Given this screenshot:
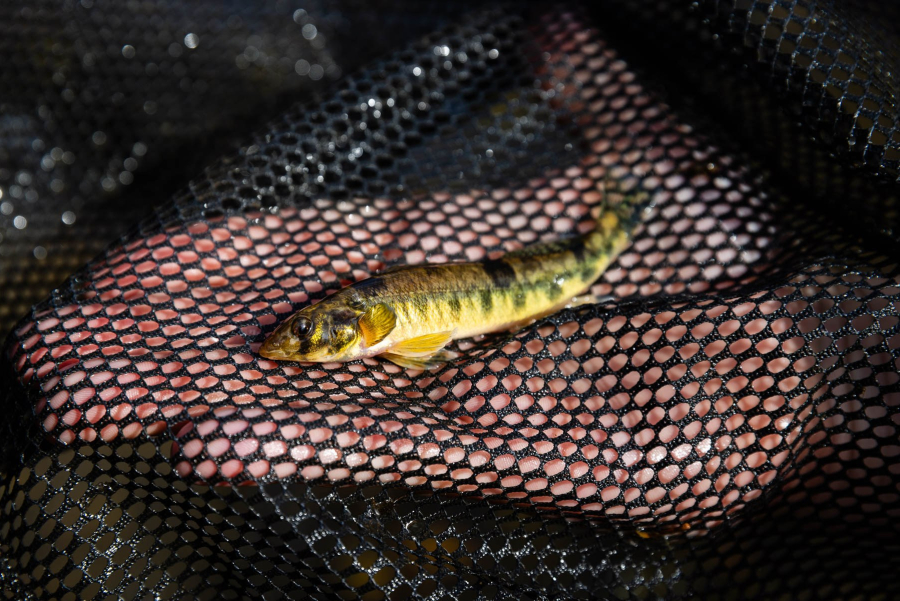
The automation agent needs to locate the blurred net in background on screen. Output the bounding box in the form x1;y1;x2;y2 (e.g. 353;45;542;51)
2;1;900;600
0;0;465;336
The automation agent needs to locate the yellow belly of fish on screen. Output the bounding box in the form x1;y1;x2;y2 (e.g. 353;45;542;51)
382;275;592;348
354;222;628;367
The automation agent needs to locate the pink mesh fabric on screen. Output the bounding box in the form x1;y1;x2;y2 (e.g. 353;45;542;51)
3;3;900;600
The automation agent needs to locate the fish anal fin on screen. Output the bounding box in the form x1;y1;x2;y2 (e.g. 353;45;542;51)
358;303;396;347
389;331;453;358
382;350;453;370
566;294;614;309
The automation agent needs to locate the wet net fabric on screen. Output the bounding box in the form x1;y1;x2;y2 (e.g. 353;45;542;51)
2;2;900;600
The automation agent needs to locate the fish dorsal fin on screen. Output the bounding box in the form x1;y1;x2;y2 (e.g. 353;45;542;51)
377;264;408;275
389;331;453;358
358;303;396;347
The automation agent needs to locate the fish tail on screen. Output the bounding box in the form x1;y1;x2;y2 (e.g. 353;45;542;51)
586;179;651;256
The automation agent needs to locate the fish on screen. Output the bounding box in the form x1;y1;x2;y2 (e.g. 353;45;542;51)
259;190;647;370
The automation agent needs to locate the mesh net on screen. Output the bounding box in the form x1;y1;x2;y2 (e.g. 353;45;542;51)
2;1;900;599
0;0;462;336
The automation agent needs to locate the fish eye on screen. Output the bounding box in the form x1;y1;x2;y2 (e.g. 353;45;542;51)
292;316;313;338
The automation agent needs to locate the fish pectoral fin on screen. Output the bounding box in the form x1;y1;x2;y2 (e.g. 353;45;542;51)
388;331;454;357
381;350;453;370
358;303;397;347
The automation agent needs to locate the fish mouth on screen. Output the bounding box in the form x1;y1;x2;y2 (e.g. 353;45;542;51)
258;331;298;361
259;336;336;363
258;342;290;361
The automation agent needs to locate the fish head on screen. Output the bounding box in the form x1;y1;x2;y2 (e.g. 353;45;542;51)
259;297;363;362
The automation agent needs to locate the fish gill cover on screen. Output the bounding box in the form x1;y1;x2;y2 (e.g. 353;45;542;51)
1;1;900;600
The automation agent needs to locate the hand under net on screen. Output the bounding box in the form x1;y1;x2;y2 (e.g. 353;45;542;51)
2;3;900;600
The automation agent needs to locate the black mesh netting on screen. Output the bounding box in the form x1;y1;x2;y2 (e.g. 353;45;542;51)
2;1;900;600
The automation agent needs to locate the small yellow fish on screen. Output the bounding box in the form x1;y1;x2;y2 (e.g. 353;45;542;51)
259;192;645;369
